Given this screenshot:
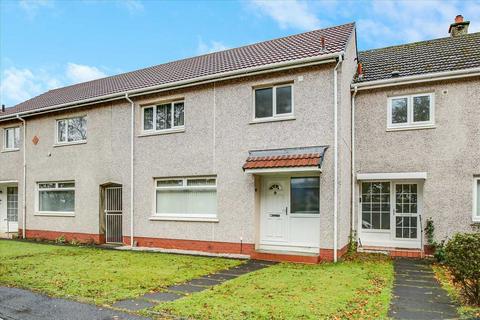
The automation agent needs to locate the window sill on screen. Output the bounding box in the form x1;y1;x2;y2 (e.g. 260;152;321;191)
249;116;295;125
149;215;219;222
1;148;20;153
139;127;185;137
34;212;75;217
386;124;436;132
53;141;87;148
361;229;391;233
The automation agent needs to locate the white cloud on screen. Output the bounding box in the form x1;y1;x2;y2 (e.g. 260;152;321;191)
0;63;108;107
66;63;107;83
250;0;320;30
119;0;144;13
358;0;480;48
197;39;230;54
19;0;54;18
0;67;61;106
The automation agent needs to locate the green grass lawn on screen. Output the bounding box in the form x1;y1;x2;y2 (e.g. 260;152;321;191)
433;264;480;320
0;240;241;305
153;254;394;320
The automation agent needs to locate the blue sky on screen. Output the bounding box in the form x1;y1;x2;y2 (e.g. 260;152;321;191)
1;0;479;107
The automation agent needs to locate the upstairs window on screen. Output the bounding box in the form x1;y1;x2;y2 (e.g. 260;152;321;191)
387;93;434;129
3;127;20;151
254;84;293;120
142;101;185;133
57;116;87;144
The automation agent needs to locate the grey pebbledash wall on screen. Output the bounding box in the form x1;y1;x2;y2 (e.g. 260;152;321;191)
354;77;480;241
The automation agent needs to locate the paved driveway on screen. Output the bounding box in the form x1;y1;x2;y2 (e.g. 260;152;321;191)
0;287;150;320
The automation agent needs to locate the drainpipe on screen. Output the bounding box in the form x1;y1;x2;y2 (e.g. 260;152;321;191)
351;86;358;235
16;115;26;239
125;93;135;247
333;55;343;263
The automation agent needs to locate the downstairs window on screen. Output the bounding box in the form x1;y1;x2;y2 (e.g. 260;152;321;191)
155;177;217;219
38;182;75;214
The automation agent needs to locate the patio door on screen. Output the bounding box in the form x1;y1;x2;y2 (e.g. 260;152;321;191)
6;187;18;232
359;181;421;248
105;187;123;244
393;183;420;240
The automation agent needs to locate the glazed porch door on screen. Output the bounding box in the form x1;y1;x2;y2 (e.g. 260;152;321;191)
393;183;420;241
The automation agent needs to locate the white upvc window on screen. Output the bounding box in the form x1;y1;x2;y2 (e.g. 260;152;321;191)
474;177;480;222
3;127;20;151
142;101;185;134
154;177;217;220
37;181;75;215
387;93;435;129
253;83;294;120
56;116;87;144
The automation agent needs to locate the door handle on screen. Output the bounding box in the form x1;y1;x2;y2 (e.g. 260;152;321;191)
285;206;288;215
269;214;280;217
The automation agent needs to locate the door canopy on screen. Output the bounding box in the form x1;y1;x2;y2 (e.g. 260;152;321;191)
243;146;327;174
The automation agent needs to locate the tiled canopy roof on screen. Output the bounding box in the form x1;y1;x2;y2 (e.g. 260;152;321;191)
1;23;354;118
355;32;480;83
243;146;327;170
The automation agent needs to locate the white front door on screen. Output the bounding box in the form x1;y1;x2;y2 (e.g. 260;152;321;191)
260;177;289;243
259;176;321;253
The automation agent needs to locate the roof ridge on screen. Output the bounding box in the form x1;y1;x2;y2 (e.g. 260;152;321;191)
41;22;355;96
359;31;480;55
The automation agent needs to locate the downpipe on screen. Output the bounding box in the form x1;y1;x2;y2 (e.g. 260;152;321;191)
351;86;358;238
16;115;27;239
333;55;343;262
125;93;135;247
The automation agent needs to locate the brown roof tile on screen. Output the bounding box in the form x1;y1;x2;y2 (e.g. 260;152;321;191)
355;32;480;83
1;23;354;118
243;146;327;170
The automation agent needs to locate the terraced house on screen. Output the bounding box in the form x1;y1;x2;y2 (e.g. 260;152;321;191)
0;16;479;263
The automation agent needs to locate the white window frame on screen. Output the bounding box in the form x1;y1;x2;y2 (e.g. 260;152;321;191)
387;93;435;130
252;83;294;122
55;116;87;145
141;100;185;135
36;181;75;216
474;177;480;222
152;176;217;221
3;126;20;151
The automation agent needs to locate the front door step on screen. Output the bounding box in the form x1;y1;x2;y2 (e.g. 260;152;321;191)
358;246;423;258
251;249;320;264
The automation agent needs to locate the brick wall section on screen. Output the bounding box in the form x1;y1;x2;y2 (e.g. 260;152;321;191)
123;236;255;255
319;244;349;261
20;229;105;244
19;229;351;263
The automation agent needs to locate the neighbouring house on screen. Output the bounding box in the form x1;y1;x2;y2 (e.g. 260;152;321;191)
0;16;478;263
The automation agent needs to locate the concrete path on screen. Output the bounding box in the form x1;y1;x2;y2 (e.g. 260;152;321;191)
388;259;458;320
0;286;150;320
112;259;276;312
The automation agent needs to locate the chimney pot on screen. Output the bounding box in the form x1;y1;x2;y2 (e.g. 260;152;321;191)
320;36;326;50
1;104;4;113
455;15;464;23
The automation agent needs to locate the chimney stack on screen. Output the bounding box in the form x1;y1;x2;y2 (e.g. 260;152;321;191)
449;15;470;37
